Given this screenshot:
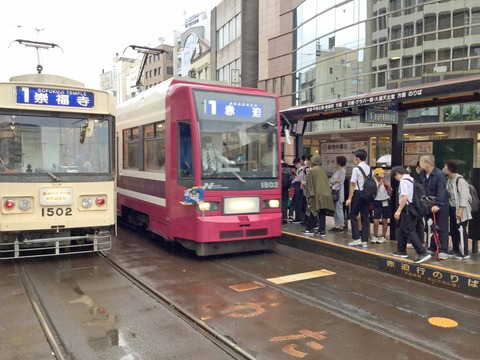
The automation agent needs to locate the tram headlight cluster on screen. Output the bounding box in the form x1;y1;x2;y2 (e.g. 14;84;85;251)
3;198;33;211
80;195;107;209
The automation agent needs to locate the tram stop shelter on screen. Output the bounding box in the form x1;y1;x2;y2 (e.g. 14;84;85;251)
280;74;480;242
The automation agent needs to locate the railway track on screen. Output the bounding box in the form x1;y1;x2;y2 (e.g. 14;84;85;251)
98;252;257;360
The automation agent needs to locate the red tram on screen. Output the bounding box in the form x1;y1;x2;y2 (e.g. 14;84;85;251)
116;78;282;255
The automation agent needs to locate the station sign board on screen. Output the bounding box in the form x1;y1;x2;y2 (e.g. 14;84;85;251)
365;102;398;124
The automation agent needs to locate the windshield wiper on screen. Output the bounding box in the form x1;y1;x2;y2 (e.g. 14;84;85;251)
41;167;62;182
218;158;245;183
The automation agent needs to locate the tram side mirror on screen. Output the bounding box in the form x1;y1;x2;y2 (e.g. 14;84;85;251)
85;119;95;138
79;119;96;144
80;124;86;144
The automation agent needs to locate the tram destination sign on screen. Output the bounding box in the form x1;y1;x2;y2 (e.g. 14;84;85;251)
204;99;264;119
365;102;398;124
15;86;94;108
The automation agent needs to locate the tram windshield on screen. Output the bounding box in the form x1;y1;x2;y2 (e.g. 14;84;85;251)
194;90;279;180
0;113;112;174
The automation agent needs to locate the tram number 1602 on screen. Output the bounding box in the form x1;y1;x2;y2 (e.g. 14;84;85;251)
41;207;73;217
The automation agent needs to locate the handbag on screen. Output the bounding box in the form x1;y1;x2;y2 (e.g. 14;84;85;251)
332;188;340;202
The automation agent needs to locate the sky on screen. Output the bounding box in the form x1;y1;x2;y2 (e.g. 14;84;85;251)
0;0;220;88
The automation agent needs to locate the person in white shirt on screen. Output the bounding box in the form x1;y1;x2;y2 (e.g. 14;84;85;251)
202;136;235;173
391;166;431;264
346;149;371;247
371;167;392;243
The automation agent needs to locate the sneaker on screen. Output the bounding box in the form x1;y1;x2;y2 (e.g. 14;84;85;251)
288;216;294;222
376;236;387;244
438;252;449;260
454;254;470;260
348;239;362;246
329;227;341;232
427;249;436;255
371;236;379;243
406;243;414;249
414;253;431;264
319;232;326;238
291;220;302;224
447;251;459;258
301;229;315;236
392;251;408;258
361;242;368;248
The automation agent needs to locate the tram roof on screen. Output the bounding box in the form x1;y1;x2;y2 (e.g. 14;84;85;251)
280;74;480;124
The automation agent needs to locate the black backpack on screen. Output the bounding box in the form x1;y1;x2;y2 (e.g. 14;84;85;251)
404;178;432;217
356;166;376;202
282;167;293;191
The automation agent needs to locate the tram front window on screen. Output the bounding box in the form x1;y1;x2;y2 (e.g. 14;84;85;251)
199;122;278;179
0;113;112;174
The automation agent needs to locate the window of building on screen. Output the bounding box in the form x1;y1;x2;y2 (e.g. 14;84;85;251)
424;14;436;41
423;50;436;73
378;8;387;30
403;23;414;48
378;65;387;87
471;44;480;70
390;26;401;50
403;56;414;78
390;0;401;17
281;76;286;95
453;10;469;38
416;19;423;46
404;0;415;15
379;37;388;58
438;47;451;71
415;53;423;76
389;58;400;79
438;12;451;40
473;8;480;35
452;46;468;71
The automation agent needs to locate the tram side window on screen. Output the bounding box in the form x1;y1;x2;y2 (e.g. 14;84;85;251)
144;122;166;172
123;127;139;170
178;122;193;178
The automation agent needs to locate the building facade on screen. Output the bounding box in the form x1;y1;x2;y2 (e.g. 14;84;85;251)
257;0;480;166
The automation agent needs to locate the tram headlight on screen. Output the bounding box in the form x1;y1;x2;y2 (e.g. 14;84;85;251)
4;199;15;209
81;197;93;208
224;197;260;215
18;198;32;210
197;202;220;212
264;199;280;209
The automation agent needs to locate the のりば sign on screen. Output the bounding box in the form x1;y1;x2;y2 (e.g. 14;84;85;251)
15;86;95;108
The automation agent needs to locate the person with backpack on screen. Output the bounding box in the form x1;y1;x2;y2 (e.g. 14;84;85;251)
443;159;472;260
281;152;293;224
391;166;431;263
371;167;392;244
419;154;450;260
346;149;372;248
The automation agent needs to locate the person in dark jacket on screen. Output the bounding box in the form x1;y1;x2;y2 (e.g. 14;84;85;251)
419;154;449;260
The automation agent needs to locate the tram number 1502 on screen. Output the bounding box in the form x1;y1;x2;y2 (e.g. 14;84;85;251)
41;207;73;217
